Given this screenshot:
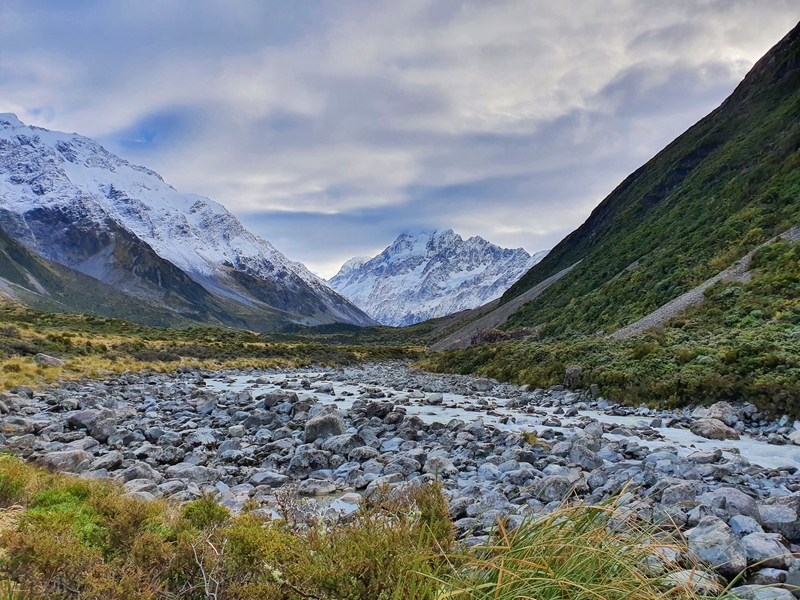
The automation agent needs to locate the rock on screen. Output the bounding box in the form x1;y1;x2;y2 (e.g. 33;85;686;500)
297;479;337;496
165;463;216;483
90;451;123;471
740;533;793;569
305;409;346;442
685;516;747;578
729;515;764;538
89;418;117;443
705;401;739;427
348;446;380;462
661;482;697;506
788;429;800;446
477;462;501;480
661;570;721;595
699;487;759;520
384;455;421;476
119;461;163;483
564;365;582;389
533;476;574;503
687;449;723;464
37;450;91;473
730;586;794;600
321;433;363;456
423;456;459;478
1;416;33;436
758;496;800;541
425;393;443;405
34;353;66;367
156;446;186;465
569;444;603;471
249;470;290;487
690;418;740;440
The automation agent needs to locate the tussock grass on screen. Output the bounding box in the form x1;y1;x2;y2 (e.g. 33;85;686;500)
438;501;727;600
0;457;763;599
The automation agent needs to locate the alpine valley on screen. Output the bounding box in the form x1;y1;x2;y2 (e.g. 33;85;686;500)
0;114;375;330
329;230;546;326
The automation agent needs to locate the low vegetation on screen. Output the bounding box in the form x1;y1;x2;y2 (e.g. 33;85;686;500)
0;303;423;391
0;455;740;599
420;240;800;416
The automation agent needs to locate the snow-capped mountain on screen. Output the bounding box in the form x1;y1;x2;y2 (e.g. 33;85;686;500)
329;230;547;326
0;113;375;329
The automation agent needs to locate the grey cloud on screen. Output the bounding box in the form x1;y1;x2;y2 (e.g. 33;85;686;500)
1;1;799;278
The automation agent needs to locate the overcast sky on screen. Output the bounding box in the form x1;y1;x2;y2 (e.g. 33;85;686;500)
1;1;799;278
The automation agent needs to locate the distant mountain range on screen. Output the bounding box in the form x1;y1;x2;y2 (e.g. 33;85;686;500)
0;114;375;330
329;230;546;326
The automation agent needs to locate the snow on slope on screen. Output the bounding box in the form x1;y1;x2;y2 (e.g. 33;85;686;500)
329;230;548;326
0;113;373;325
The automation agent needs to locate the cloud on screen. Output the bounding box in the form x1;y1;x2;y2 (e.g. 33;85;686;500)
1;0;799;277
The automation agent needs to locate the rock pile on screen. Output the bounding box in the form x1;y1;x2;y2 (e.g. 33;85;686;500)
2;362;800;595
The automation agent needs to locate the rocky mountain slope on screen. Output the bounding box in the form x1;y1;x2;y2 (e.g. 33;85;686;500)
459;20;800;341
329;230;546;326
0;114;375;330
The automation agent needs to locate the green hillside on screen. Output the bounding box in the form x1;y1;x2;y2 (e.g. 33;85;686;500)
501;21;800;338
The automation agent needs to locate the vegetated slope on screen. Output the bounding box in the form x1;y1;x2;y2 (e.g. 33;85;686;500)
0;226;198;327
0;114;375;330
498;21;800;339
421;237;800;415
329;230;546;326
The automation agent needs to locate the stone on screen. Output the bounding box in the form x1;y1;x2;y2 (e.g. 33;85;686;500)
690;418;740;440
321;433;363;456
423;456;459;478
37;449;92;473
384;455;421;476
89;418;117;443
165;462;217;483
1;416;33;436
34;353;66;367
758;496;800;541
119;461;163;483
348;446;380;462
425;393;444;405
304;409;346;442
249;470;290;487
740;533;793;569
661;482;697;506
687;449;723;464
89;451;123;471
569;444;603;471
685;516;747;578
297;478;337;496
729;515;764;538
699;487;759;520
564;365;582;389
477;462;501;480
533;476;574;503
661;570;720;595
730;586;794;600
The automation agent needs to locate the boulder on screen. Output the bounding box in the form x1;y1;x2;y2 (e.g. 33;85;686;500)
304;409;346;442
685;516;747;578
740;532;793;569
297;478;337;496
37;450;92;473
423;456;459;478
690;418;739;440
569;444;603;471
1;416;33;436
699;487;759;520
758;496;800;541
730;586;794;600
564;365;582;389
321;433;363;456
34;353;66;367
165;463;216;483
533;476;574;503
119;461;163;483
249;470;290;487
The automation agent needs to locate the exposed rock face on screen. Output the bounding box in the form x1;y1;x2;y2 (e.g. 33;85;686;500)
0;113;374;329
329;230;547;326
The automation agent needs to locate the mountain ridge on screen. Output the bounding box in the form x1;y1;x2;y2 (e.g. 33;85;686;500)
0;114;376;330
330;229;546;326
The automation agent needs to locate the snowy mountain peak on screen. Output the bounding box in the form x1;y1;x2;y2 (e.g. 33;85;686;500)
0;115;374;328
0;114;25;129
330;230;548;326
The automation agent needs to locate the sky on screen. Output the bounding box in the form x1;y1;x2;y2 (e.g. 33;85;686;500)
1;1;799;278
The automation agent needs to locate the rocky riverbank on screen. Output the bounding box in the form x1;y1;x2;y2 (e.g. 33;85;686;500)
2;361;800;597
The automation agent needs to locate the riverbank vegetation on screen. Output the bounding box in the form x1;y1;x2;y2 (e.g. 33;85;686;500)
0;455;735;599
